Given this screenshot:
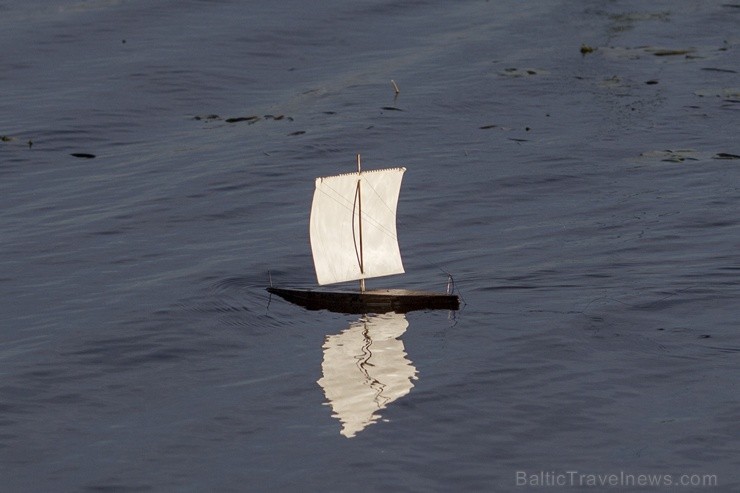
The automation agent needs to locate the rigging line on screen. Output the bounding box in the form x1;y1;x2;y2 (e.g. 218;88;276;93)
317;185;399;241
316;174;400;238
315;174;464;290
360;190;458;279
316;185;355;211
362;177;400;219
371;182;459;283
317;180;459;283
359;178;405;240
318;183;459;279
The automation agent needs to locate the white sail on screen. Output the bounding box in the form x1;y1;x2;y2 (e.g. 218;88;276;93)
310;167;405;286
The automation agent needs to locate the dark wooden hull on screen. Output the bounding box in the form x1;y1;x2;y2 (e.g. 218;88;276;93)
267;286;460;314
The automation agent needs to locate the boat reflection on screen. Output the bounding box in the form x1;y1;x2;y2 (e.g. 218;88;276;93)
317;312;417;438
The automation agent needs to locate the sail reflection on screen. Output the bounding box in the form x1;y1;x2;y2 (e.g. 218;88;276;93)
317;312;417;438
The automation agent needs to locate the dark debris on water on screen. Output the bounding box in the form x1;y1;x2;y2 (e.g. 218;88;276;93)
713;152;740;160
640;149;740;162
193;114;294;123
225;116;260;124
1;135;32;148
650;48;695;57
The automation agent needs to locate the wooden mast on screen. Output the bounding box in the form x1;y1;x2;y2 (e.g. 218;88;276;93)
356;154;365;292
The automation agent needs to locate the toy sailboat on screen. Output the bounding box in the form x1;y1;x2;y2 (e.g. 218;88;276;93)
267;154;459;314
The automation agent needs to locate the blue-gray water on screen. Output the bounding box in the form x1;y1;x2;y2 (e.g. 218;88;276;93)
1;1;738;491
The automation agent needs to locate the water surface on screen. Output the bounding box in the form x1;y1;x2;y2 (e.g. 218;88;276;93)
1;1;738;491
